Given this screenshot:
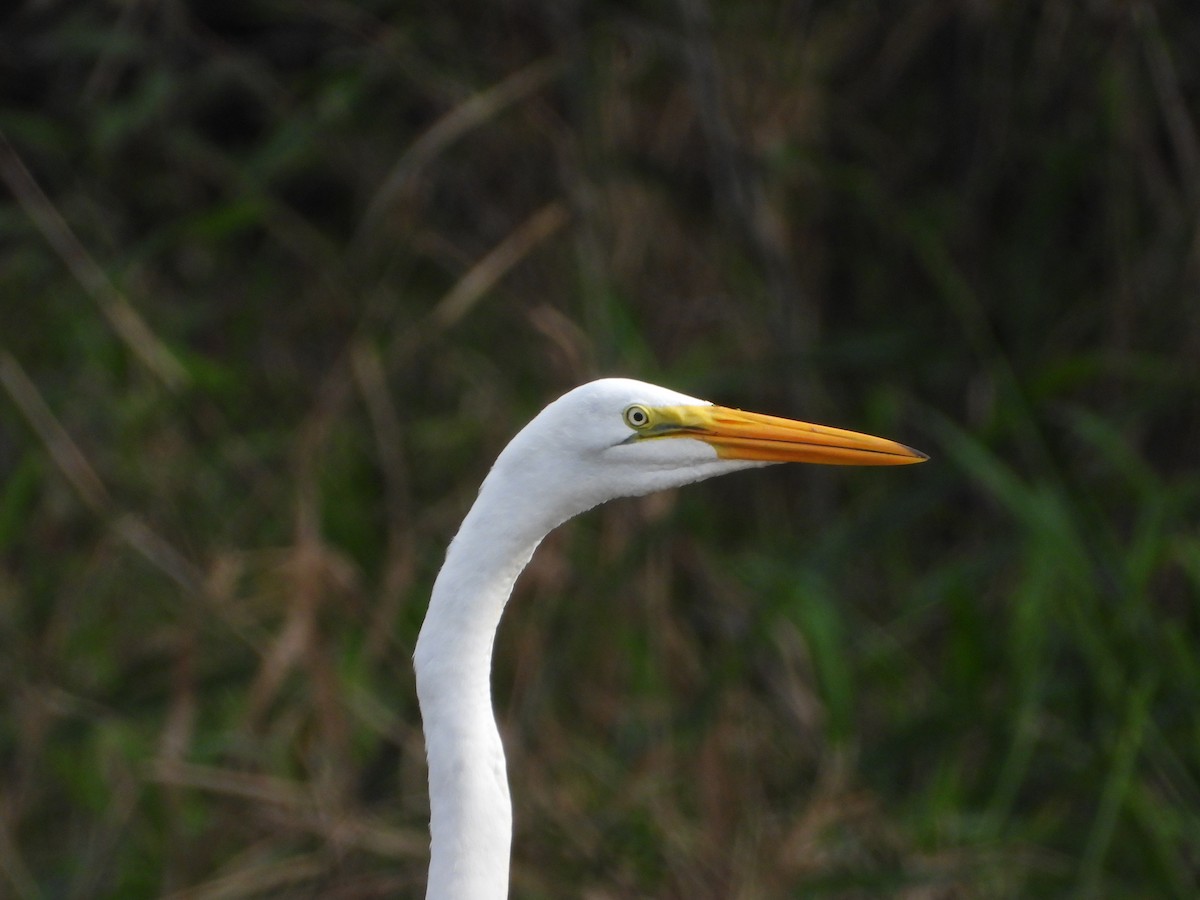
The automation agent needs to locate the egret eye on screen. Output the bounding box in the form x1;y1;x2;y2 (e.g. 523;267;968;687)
623;404;651;429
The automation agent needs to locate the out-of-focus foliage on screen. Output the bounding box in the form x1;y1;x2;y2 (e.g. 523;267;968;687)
1;0;1198;896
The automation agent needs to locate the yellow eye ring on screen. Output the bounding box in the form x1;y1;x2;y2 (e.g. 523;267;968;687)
623;404;651;429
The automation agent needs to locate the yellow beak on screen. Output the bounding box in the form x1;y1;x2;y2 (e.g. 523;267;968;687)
650;405;928;466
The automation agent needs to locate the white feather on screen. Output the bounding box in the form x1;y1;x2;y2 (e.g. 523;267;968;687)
414;379;767;899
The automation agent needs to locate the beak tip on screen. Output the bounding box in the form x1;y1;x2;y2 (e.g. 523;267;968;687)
906;444;930;462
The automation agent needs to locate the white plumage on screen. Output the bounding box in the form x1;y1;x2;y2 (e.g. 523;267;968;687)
415;378;925;899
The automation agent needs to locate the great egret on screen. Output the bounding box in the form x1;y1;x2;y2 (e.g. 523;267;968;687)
414;378;926;899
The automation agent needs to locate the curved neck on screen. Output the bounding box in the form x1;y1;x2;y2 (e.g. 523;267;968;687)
414;465;560;900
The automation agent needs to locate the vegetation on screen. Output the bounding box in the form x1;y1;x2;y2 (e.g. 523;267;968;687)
2;1;1198;896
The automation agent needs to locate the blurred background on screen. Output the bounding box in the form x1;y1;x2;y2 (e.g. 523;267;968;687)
1;1;1199;896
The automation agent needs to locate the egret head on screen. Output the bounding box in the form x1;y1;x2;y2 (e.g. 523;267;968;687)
481;378;926;531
